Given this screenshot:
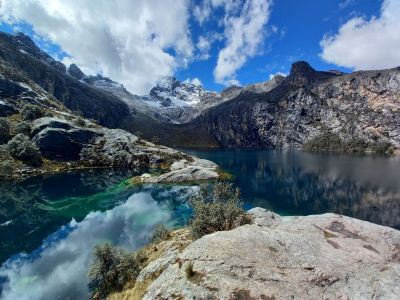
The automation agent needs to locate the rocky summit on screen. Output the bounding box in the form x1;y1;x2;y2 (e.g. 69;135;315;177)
127;208;400;299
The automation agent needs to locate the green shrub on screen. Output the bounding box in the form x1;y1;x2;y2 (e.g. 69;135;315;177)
13;121;32;136
0;118;12;144
88;243;141;300
345;138;367;153
303;131;344;152
20;104;44;121
150;224;171;243
185;262;195;278
369;141;393;155
0;146;15;178
190;182;250;239
7;134;42;167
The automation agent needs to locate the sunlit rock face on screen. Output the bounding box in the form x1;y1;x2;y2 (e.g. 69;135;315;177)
144;208;400;299
194;61;400;151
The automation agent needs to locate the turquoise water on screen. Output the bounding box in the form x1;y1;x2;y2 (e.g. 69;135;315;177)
1;150;400;299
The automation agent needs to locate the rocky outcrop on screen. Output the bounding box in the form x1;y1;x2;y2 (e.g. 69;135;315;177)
134;158;221;183
190;61;400;152
32;118;100;161
141;208;400;299
67;64;86;81
0;63;222;180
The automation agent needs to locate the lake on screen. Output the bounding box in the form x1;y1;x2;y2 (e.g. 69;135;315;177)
1;150;400;299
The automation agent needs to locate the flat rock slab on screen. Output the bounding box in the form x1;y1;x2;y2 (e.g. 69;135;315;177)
144;208;400;299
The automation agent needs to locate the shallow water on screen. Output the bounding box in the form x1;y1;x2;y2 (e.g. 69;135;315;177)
1;150;400;299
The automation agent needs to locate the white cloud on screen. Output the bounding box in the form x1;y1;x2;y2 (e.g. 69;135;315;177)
213;0;272;85
320;0;400;70
193;0;212;25
184;77;202;86
0;0;194;94
196;32;223;60
196;35;212;60
339;0;355;9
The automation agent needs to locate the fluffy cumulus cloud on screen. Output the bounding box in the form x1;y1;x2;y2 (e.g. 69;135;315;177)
0;0;194;94
320;0;400;70
213;0;272;85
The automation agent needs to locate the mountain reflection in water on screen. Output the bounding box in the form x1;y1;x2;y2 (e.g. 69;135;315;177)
185;149;400;229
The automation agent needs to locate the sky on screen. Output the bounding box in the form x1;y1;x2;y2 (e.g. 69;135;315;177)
0;0;398;94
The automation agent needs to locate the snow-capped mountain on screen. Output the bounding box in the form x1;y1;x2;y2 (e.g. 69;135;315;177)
66;64;285;124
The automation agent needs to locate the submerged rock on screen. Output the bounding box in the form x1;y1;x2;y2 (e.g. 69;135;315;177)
142;208;400;299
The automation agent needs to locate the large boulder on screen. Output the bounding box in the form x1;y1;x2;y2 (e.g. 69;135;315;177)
32;118;100;160
143;208;400;299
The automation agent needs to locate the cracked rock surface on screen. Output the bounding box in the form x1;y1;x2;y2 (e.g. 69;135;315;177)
143;208;400;299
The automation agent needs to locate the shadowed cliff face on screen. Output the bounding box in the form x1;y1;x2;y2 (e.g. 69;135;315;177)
190;61;400;151
0;32;130;128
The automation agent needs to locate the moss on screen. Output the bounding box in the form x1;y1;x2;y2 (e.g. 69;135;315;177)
216;168;235;180
323;230;338;239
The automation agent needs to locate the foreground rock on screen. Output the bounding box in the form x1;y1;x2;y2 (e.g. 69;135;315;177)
141;208;400;299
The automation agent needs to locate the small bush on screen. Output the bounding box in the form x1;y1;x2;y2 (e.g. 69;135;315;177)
7;134;42;167
185;262;195;278
0;146;15;178
150;224;171;243
190;182;250;239
0;118;12;144
88;243;141;300
13;121;32;136
20;104;44;121
369;141;393;155
345;138;367;153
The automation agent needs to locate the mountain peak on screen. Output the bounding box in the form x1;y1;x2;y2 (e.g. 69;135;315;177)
288;61;338;86
289;61;316;78
67;64;86;80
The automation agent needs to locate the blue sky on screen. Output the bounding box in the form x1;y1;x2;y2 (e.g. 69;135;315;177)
0;0;395;94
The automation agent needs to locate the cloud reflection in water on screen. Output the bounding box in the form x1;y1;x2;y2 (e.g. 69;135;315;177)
0;188;192;300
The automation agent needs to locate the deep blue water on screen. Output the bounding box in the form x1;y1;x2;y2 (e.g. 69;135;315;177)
1;150;400;299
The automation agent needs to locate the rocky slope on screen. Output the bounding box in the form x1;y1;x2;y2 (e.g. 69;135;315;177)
0;32;130;127
189;61;400;153
115;208;400;299
0;58;220;181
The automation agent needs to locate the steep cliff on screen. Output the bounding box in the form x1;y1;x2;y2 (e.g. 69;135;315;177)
192;61;400;153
